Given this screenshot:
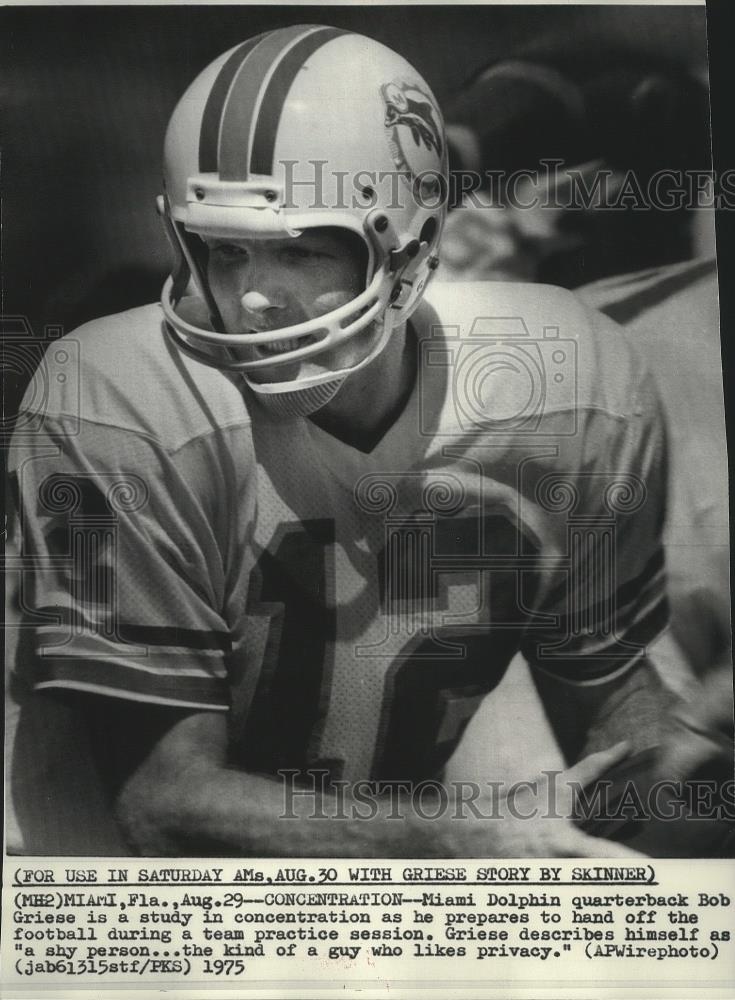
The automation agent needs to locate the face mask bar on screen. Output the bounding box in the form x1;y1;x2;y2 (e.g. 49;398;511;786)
160;265;392;373
158;194;437;379
245;305;395;395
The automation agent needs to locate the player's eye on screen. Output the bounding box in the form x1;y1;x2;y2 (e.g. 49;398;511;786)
281;245;331;264
210;243;249;261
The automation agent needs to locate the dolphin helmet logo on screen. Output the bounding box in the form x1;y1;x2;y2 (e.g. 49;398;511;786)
381;81;443;173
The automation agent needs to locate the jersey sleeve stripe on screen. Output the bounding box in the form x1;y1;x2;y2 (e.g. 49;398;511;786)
543;544;664;609
538;546;665;636
34;629;225;676
525;593;669;681
555;585;668;661
32;658;230;707
532;651;646;688
553;563;666;643
34;681;230;712
35;606;231;652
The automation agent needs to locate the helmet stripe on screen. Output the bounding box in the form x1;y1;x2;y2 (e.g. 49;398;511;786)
249;26;347;176
218;25;324;181
198;34;267;173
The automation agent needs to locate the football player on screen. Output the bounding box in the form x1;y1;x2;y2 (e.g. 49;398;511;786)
9;26;679;857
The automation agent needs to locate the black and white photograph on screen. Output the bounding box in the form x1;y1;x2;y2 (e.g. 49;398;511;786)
3;1;732;874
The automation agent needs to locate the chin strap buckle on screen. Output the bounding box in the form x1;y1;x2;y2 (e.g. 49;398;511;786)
389;238;421;272
389;279;414;308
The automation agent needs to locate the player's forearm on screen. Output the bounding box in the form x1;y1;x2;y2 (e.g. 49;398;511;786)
535;656;676;764
575;657;678;761
116;763;474;857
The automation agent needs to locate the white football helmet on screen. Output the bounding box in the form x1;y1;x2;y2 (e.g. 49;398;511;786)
158;25;448;400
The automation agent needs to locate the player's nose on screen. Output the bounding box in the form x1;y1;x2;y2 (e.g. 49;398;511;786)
239;259;288;322
240;290;272;314
239;285;287;330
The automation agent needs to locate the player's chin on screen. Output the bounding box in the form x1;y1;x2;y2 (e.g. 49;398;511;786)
244;338;371;387
228;347;299;385
244;366;297;387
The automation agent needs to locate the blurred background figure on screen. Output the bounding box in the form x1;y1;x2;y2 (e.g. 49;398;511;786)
443;44;713;286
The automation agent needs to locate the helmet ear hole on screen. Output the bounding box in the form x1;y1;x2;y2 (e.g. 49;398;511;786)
420;217;438;246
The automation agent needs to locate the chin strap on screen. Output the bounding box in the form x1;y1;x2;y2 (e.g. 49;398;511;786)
247;377;347;418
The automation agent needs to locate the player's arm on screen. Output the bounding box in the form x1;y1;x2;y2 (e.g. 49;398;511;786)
531;652;677;766
7;384;249;852
522;341;676;766
78;692;640;858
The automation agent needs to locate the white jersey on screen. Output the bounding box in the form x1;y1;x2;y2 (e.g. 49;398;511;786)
9;280;668;787
578;257;728;679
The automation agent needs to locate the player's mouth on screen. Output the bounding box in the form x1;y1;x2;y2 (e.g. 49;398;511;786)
254;334;316;357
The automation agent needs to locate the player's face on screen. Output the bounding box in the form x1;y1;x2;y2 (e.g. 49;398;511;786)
204;228;373;384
